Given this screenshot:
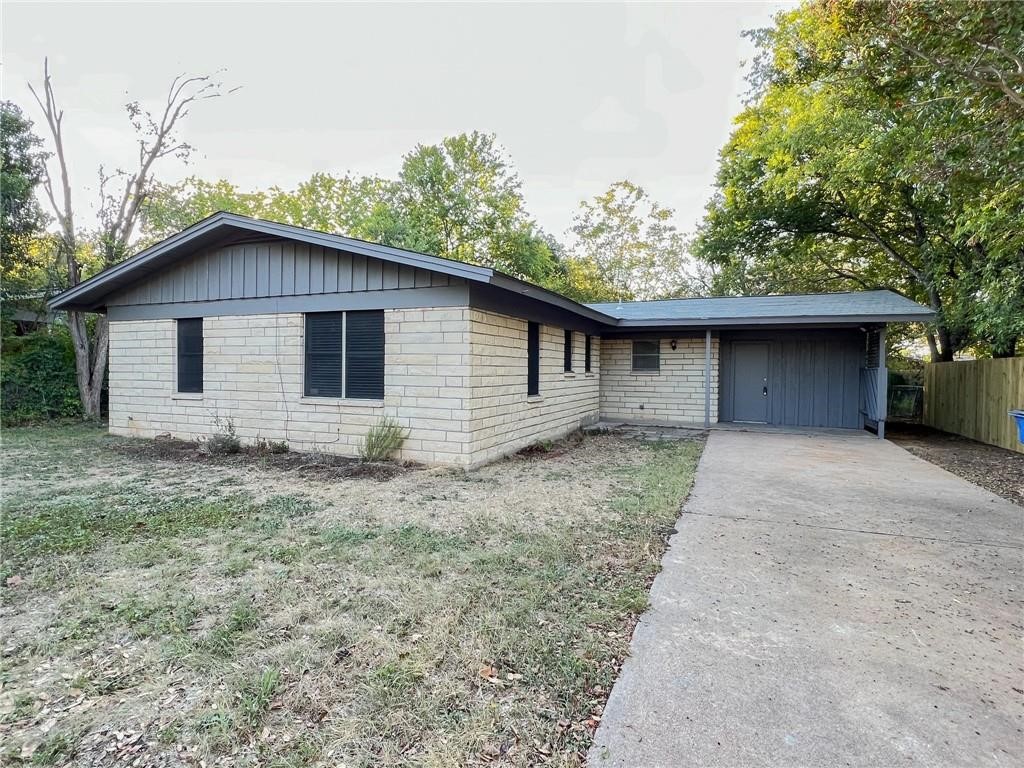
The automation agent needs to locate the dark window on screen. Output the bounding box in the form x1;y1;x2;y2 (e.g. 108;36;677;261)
632;339;660;372
305;312;344;397
585;335;592;373
564;329;573;372
305;311;385;399
345;310;385;399
177;318;204;393
527;322;540;396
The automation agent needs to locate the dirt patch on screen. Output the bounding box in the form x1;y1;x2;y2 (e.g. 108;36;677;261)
887;423;1024;505
112;435;418;481
515;430;586;458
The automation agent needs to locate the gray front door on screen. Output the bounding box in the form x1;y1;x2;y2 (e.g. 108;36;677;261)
732;342;769;423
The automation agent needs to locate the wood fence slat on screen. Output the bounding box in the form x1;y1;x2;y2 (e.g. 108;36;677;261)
923;357;1024;453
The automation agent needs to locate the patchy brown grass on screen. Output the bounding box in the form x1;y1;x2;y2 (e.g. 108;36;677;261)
1;424;702;767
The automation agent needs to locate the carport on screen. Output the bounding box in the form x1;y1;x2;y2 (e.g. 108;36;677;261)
589;291;935;438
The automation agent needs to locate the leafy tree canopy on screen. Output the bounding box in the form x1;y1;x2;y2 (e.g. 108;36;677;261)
693;0;1024;359
1;101;49;294
144;132;560;285
143;136;693;303
569;180;692;301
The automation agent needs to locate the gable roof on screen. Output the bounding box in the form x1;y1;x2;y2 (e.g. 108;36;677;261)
48;212;934;328
47;212;615;323
588;291;934;327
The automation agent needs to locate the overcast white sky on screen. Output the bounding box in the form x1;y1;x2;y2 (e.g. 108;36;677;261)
4;1;790;242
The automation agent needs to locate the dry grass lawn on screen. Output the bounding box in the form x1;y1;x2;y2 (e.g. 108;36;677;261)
0;424;702;767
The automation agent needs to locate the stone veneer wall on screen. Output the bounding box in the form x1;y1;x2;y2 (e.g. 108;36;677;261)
108;306;601;467
466;309;601;464
108;308;472;465
599;336;719;425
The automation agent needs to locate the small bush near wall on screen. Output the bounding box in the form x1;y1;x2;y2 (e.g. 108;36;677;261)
359;417;408;462
1;327;82;425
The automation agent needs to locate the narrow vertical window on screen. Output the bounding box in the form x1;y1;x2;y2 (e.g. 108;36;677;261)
345;310;385;399
305;312;344;397
177;318;204;393
564;329;573;372
585;334;592;373
527;321;540;396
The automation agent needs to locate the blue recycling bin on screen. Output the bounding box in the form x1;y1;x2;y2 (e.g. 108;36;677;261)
1011;410;1024;445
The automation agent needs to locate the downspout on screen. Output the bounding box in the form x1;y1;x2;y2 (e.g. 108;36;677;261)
704;329;711;428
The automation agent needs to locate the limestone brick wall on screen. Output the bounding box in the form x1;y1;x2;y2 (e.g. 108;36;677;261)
465;309;600;465
598;336;719;425
107;308;472;465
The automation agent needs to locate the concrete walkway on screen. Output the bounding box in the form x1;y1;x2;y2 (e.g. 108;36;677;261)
591;430;1023;767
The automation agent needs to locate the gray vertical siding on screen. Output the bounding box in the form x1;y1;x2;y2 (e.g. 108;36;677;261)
107;238;460;307
719;329;864;428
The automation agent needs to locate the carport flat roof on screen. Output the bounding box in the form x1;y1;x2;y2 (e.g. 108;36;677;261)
587;291;935;327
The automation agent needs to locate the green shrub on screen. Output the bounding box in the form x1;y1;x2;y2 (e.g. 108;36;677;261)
203;418;241;455
1;327;82;425
359;417;407;462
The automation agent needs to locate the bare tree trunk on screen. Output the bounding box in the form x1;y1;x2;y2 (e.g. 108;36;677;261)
935;326;955;362
925;284;956;362
88;316;110;416
30;59;226;420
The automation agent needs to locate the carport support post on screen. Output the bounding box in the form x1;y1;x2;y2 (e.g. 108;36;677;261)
876;326;887;439
704;329;711;428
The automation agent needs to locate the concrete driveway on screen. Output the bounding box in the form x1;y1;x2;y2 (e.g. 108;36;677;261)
591;430;1023;767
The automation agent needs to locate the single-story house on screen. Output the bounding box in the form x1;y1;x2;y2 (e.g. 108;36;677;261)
49;212;934;466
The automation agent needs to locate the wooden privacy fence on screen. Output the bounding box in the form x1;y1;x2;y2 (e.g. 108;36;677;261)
924;357;1024;454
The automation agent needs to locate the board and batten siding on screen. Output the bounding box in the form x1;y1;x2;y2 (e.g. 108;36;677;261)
107;239;462;307
719;330;863;428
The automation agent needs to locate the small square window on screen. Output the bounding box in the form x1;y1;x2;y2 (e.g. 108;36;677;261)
632;340;660;372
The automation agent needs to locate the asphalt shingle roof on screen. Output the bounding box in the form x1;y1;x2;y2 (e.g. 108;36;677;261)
587;290;934;325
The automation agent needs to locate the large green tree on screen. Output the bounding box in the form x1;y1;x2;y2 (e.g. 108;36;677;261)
143;133;560;285
694;0;1023;359
568;180;691;301
1;101;49;294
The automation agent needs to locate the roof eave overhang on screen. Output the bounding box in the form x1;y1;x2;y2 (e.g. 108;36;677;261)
46;213;620;325
487;274;618;325
47;212;496;313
